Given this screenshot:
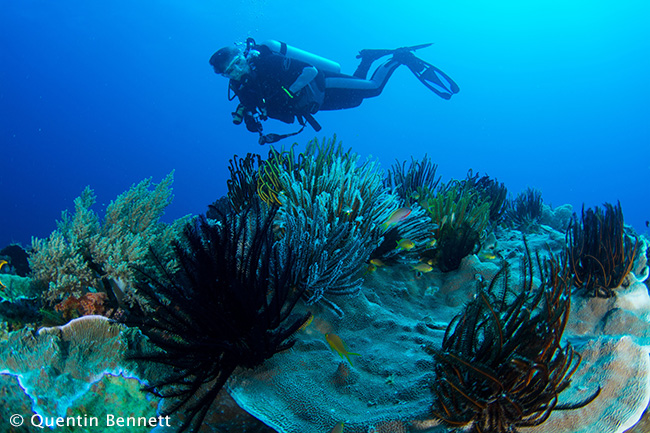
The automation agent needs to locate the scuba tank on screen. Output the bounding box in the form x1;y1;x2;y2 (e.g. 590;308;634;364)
257;39;341;73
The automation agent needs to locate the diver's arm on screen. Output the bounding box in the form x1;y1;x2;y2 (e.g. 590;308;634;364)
288;66;318;94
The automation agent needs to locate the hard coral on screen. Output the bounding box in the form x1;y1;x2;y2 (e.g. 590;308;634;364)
125;202;310;432
428;243;599;432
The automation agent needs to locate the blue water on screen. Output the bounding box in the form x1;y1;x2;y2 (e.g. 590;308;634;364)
1;0;649;248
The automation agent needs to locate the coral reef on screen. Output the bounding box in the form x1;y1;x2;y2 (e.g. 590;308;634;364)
223;225;649;433
0;316;131;418
4;138;650;433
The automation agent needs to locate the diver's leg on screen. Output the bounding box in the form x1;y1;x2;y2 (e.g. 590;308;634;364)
352;43;433;78
322;59;401;110
353;49;395;78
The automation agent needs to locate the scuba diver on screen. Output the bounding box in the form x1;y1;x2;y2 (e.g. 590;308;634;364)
209;38;460;144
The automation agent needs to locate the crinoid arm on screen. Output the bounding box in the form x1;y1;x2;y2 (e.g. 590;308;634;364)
429;239;599;433
124;201;310;432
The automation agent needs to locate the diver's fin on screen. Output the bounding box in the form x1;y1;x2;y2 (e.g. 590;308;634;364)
355;43;434;79
402;56;460;100
356;43;433;60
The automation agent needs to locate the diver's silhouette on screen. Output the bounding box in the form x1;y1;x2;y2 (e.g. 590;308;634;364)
210;38;460;144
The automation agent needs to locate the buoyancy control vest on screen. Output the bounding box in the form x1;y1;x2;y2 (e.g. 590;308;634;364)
242;38;334;143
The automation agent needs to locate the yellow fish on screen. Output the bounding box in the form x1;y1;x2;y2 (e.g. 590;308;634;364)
381;207;412;231
369;258;385;267
330;422;345;433
478;251;500;261
362;263;377;276
396;239;415;251
326;333;361;366
0;260;7;291
412;262;433;273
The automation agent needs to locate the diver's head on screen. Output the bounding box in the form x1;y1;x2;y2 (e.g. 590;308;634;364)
209;46;250;81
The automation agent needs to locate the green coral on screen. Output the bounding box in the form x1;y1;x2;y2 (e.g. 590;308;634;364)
29;172;189;310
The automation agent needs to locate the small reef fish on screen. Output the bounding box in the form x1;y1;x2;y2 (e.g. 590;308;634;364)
396;239;415;251
409;191;420;200
412;262;433;273
326;333;361;366
381;207;412;231
478;251;500;261
330;422;345;433
426;238;437;248
369;258;385;267
341;205;353;215
0;260;7;291
362;263;377;276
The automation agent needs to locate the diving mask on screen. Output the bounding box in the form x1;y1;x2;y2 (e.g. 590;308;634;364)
222;54;249;81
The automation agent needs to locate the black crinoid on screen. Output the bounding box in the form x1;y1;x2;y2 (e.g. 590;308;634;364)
124;201;310;432
463;170;508;225
567;201;639;298
384;154;441;206
428;241;600;433
505;188;543;232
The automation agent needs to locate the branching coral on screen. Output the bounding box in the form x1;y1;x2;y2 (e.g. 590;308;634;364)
505;187;543;232
567;201;639;298
125;202;310;432
428;243;600;432
29;173;188;313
